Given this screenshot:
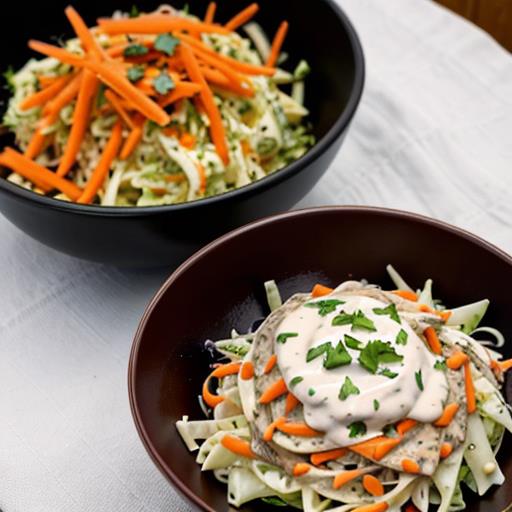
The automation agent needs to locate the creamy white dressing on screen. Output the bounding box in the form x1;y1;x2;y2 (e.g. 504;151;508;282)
275;293;449;447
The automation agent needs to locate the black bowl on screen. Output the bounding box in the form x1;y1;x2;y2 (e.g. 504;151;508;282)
0;0;364;267
129;206;512;512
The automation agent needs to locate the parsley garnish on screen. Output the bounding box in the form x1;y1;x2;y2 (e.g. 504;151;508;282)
415;370;424;391
331;312;353;326
308;388;316;396
123;43;149;57
358;340;403;374
153;72;175;95
289;376;303;388
379;368;398;379
373;303;401;324
396;329;408;345
3;66;15;93
261;497;288;507
434;359;447;371
324;341;352;369
127;65;145;83
339;376;360;401
277;332;298;344
304;299;344;317
306;342;331;362
348;421;367;438
344;334;363;350
154;34;180;56
373;399;380;411
332;310;376;332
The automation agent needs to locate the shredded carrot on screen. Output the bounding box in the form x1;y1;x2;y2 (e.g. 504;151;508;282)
198;66;253;97
310;448;347;466
392;290;418;302
259;378;288;404
225;3;259;31
349;436;401;461
0;147;82;200
202;376;224;408
293;463;311;476
105;89;135;128
332;469;364;490
78;120;123;204
65;6;105;60
201;362;242;408
405;504;419;512
19;74;73;111
165;174;186;184
434;403;460;427
24;128;48;160
158;82;203;108
180;132;196;149
401;459;421;474
276;421;322;437
179;43;229;164
396;419;417;436
446;351;469;370
351;502;389;512
266;21;289;67
464;362;476;413
241;140;252;155
212;362;242;378
196;163;207;195
423;326;442;355
311;284;334;298
440;442;453;459
498;359;512;372
263;417;286;442
28;40;85;67
120;120;144;160
37;74;62;88
204;2;217;24
263;354;278;374
439;311;452;322
43;72;82;117
221;434;256;459
240;361;254;380
285;393;300;415
363;474;384;497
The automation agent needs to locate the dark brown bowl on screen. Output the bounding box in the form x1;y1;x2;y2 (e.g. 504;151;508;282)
129;206;512;511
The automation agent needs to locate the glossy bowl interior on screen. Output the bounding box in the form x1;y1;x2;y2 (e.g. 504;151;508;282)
129;206;512;512
0;0;364;267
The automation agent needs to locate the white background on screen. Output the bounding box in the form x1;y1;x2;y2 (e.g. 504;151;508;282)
1;0;512;510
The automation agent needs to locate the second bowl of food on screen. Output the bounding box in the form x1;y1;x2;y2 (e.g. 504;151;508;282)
129;206;512;512
0;0;364;266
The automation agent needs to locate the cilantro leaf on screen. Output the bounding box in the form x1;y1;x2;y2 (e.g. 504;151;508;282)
123;43;149;57
277;332;298;344
344;334;363;350
331;312;353;326
348;421;366;438
373;303;401;324
153;72;175;95
379;368;398;379
373;399;380;411
415;370;424;391
306;342;331;362
127;65;145;83
396;329;408;346
304;299;344;317
3;66;15;93
434;359;447;371
339;376;360;401
359;340;403;374
324;341;352;369
289;376;303;388
154;33;180;56
352;310;377;331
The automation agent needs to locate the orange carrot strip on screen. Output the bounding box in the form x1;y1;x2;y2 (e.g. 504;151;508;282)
311;284;334;298
263;417;286;442
423;326;442;355
439;311;452;322
396;419;417;436
179;43;229;164
204;2;217;23
440;442;453;459
65;6;105;60
405;505;419;512
373;438;402;460
56;70;99;177
351;502;389;512
196;163;207;195
120;122;144;160
266;21;289;67
78;120;123;204
401;459;421;474
259;378;288;404
350;436;401;461
212;362;242;378
276;421;322;438
28;40;85;67
434;403;460;427
310;448;347;466
332;469;364;490
240;361;254;380
221;434;256;459
464;362;476;413
105;89;135;128
0;147;82;200
225;3;259;31
19;74;72;111
293;463;311;477
37;75;61;88
264;354;278;374
202;376;224;408
285;393;300;415
498;359;512;372
180;132;196;149
158;83;203;108
392;290;418;302
24;128;48;160
43;73;82;117
98;15;230;35
363;474;385;497
446;352;469;370
199;66;254;97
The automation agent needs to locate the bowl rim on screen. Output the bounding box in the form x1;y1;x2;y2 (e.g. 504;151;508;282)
128;205;512;512
0;0;365;218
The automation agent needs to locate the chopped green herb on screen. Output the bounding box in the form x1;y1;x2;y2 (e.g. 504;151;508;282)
308;388;316;396
127;65;145;83
396;329;408;346
289;376;303;388
379;368;398;379
332;310;376;332
153;72;175;95
415;370;424;391
373;399;380;411
339;376;360;401
306;342;331;362
434;359;447;371
331;312;354;326
324;341;352;369
344;334;363;350
304;299;344;317
373;303;401;324
3;66;15;93
348;421;367;438
154;33;180;56
129;5;139;17
123;43;149;57
359;340;403;374
182;3;190;14
261;497;288;507
256;137;278;156
277;332;299;344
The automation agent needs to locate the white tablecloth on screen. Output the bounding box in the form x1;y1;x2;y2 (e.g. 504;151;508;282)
2;1;512;510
